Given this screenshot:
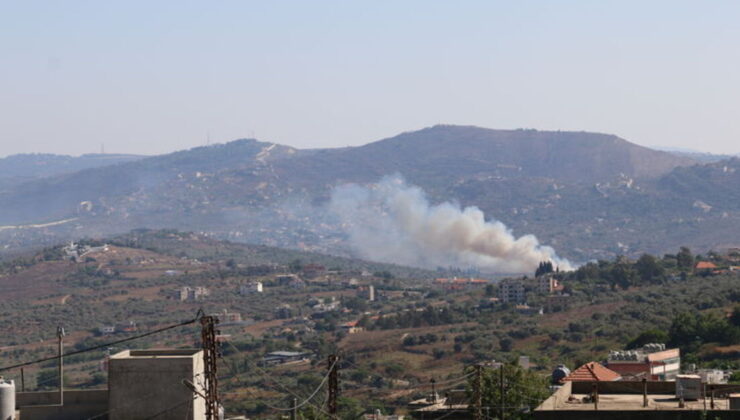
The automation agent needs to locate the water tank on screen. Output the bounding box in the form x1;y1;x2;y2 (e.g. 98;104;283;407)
676;375;701;400
551;365;570;384
0;378;15;420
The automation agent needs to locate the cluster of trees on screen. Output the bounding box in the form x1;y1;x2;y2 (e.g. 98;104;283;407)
667;307;740;352
628;306;740;356
571;247;701;290
371;306;459;330
534;261;555;277
468;363;550;420
402;333;441;346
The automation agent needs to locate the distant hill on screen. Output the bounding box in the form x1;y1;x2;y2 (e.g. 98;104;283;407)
655;147;736;163
3;125;737;264
0;153;144;190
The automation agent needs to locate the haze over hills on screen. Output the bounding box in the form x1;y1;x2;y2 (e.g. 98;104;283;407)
1;125;737;268
0;153;144;191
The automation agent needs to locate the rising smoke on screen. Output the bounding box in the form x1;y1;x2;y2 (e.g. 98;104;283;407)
329;176;572;273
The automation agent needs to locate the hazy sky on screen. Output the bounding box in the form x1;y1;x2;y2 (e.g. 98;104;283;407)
2;1;739;157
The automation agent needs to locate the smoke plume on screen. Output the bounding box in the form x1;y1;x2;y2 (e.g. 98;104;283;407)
330;176;572;273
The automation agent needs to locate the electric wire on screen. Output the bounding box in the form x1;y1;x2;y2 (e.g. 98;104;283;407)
220;339;335;415
0;316;199;372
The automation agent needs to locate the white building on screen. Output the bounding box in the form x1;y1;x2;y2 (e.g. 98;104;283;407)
240;281;263;294
174;286;209;301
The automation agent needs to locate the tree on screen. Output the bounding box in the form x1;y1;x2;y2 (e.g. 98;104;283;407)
730;306;740;328
627;329;669;349
635;254;664;284
609;259;635;290
676;247;694;271
535;261;554;277
499;338;514;352
469;364;550;420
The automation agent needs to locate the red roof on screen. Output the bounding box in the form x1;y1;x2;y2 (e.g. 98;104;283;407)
563;362;621;382
696;261;718;270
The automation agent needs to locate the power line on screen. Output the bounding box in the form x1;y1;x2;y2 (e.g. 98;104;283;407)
220;340;334;416
0;316;199;373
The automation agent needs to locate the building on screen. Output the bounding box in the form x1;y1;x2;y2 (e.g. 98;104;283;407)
695;261;721;275
210;309;242;324
341;320;365;334
261;351;312;366
363;412;405;420
301;263;326;279
63;241;109;262
561;362;622;382
434;277;489;291
358;285;375;301
108;349;206;420
276;274;301;285
606;343;680;381
695;261;718;271
537;274;563;294
99;325;116;335
311;297;341;313
696;369;729;384
408;389;469;420
499;278;525;303
239;281;263;294
173;286;209;301
515;304;543;315
290;277;307;289
535;380;738;419
274;304;293;319
117;320;137;333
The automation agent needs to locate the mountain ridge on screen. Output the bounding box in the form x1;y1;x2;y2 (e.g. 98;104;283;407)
2;125;736;265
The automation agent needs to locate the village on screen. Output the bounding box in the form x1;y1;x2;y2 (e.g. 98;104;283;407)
0;232;738;419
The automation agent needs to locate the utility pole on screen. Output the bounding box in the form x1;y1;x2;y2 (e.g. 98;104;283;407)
430;378;437;403
473;365;482;420
290;397;297;420
327;354;340;419
499;365;505;420
57;326;65;406
642;378;648;407
201;315;220;420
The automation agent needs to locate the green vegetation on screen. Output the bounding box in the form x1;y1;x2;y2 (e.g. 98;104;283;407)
1;232;739;419
469;364;550;420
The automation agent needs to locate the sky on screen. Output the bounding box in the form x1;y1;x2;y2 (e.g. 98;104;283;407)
1;1;739;157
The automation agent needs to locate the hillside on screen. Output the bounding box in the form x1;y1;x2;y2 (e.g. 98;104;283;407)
277;125;694;186
3;125;736;264
0;153;143;191
0;230;737;418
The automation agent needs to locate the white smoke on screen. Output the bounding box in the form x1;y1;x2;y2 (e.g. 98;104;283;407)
329;176;572;273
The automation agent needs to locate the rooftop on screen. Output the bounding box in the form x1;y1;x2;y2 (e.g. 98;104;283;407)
696;261;718;269
265;351;311;357
536;380;739;415
109;349;201;359
563;362;621;382
544;393;730;411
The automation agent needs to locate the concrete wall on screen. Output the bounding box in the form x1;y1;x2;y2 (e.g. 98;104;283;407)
534;410;738;420
17;390;108;420
536;381;571;411
571;381;740;396
108;349;205;420
571;380;675;394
